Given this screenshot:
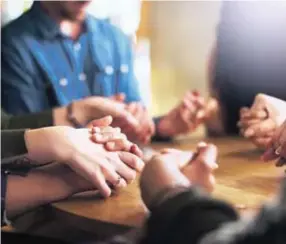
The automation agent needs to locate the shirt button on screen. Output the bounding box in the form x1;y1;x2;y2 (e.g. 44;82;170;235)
59;78;68;87
74;43;81;52
105;65;114;75
120;64;129;73
79;73;86;81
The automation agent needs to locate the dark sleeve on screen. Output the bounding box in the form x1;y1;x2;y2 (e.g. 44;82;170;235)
1;109;53;130
140;187;239;244
199;178;286;244
1;171;9;226
151;117;172;142
1;130;28;159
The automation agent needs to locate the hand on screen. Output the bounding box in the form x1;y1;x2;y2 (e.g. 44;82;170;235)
140;142;218;207
24;120;144;198
84;116;142;157
125;102;155;144
239;108;275;149
238;94;286;149
109;94;155;144
262;120;286;167
72;96;139;132
157;90;216;137
182;142;218;192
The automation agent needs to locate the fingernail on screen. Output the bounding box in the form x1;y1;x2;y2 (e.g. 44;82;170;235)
130;144;136;152
244;129;254;137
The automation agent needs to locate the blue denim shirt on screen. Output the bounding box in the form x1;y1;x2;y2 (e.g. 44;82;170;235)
1;2;141;115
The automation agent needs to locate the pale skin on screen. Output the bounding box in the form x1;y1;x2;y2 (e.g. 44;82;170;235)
262;120;286;166
238;94;286;149
24;116;144;198
140;142;218;208
5;142;217;221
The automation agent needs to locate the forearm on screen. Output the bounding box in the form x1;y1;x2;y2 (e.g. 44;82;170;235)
5;164;79;219
53;98;101;127
140;160;190;209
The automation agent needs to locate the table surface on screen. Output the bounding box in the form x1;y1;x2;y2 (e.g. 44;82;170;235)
52;137;284;232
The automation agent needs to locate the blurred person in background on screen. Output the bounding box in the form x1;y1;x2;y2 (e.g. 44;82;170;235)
205;1;286;136
1;0;210;144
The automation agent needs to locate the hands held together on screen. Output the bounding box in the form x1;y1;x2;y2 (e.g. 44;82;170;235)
25;116;144;198
238;93;286;149
157;90;219;137
140;142;218;208
237;93;286;168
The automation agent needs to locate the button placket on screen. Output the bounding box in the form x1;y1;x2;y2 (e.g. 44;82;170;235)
120;64;129;74
73;42;81;52
59;78;68;87
78;73;87;81
105;65;114;75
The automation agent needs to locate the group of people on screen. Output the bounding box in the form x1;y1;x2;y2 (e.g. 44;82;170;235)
1;0;286;243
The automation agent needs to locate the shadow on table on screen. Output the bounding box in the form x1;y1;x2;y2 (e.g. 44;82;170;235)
224;148;263;161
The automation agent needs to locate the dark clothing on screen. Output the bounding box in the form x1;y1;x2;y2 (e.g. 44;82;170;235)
215;2;286;134
1;109;53;130
1;129;29;226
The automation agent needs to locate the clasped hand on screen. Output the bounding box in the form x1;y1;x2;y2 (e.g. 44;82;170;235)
25;116;144;198
238;94;286;149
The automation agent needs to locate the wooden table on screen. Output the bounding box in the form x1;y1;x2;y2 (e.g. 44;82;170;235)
51;137;284;236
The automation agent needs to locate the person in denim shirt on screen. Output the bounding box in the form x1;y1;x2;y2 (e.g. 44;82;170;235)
1;1;210;143
1;1;140;113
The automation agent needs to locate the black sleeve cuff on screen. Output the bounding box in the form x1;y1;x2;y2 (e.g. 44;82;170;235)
151;117;173;142
140;187;239;244
9;110;53;129
1;171;9;226
1;130;28;159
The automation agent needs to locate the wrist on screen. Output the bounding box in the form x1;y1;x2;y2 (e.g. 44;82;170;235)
157;116;175;137
24;129;49;164
25;127;74;163
38;164;88;199
69;100;93;127
140;160;190;207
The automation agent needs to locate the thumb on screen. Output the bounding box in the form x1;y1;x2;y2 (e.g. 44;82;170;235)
252;94;266;110
193;142;218;170
86;116;113;129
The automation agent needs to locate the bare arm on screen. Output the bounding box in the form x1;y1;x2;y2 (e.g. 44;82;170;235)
5;163;89;219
